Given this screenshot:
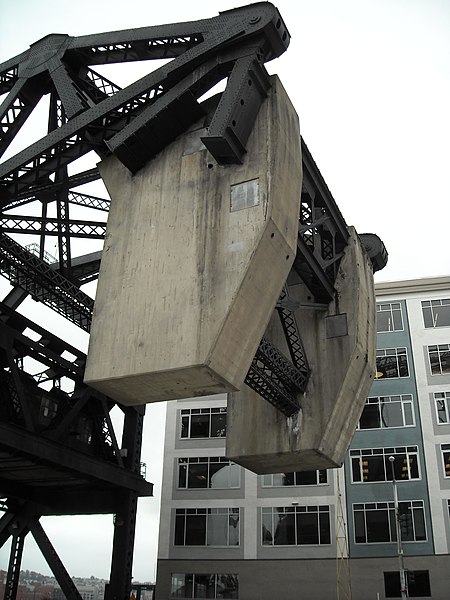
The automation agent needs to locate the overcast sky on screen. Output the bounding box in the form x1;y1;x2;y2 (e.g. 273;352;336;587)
1;0;449;583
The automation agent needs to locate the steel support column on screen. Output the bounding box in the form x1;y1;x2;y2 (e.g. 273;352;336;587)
4;532;25;600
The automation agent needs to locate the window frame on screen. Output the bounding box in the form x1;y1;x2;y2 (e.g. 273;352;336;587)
174;507;240;547
177;456;240;490
434;391;450;425
261;505;331;547
261;470;328;487
179;407;227;439
353;500;427;544
376;302;404;333
428;344;450;376
375;347;409;380
350;446;420;484
357;394;415;430
422;298;450;329
170;573;239;599
384;570;431;598
441;444;450;479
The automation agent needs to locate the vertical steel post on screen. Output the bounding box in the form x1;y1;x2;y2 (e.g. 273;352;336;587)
4;531;25;600
389;456;408;598
106;406;145;600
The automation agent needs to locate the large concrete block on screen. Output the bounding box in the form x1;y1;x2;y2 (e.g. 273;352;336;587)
84;76;302;406
226;227;376;473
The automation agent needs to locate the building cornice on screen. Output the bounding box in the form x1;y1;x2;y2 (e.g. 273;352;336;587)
375;275;450;296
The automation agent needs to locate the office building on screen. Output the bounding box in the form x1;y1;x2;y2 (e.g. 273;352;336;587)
156;276;450;599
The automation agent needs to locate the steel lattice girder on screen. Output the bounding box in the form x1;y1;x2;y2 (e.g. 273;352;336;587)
0;3;290;200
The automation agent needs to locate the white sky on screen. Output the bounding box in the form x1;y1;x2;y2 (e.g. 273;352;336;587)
0;0;449;583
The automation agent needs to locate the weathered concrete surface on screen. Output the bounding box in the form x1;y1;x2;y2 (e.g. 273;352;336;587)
84;76;302;405
226;227;376;473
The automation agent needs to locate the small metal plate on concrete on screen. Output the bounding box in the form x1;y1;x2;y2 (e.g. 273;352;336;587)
326;313;348;338
230;179;259;212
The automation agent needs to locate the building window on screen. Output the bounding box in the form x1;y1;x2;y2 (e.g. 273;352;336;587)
350;447;420;483
178;457;240;489
422;298;450;328
384;570;431;597
353;501;426;544
441;444;450;478
261;505;331;546
434;391;450;424
358;395;414;429
262;470;327;487
171;573;239;599
174;508;239;546
447;499;450;519
180;407;226;439
375;348;409;379
377;303;404;332
428;344;450;375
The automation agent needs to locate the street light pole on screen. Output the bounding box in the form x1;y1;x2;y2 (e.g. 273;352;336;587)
389;456;408;598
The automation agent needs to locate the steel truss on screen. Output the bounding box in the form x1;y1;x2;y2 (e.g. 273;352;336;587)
0;3;387;598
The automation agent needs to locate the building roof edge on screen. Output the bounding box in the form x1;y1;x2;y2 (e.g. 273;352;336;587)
375;275;450;296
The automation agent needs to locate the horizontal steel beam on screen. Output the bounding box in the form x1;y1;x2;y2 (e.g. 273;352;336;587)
0;424;153;496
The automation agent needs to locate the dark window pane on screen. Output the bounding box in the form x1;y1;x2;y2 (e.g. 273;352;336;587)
190;414;210;438
408;455;419;479
366;509;390;542
228;509;240;546
412;507;426;541
398;354;409;377
354;511;366;543
210;412;227;437
194;574;215;598
429;350;441;374
184;574;193;599
360;404;380;429
408;570;431;597
174;514;185;545
274;512;295;545
181;416;189;438
442;351;450;374
217;575;239;599
399;506;414;541
262;511;273;545
282;472;295;486
187;463;208;488
384;572;401;598
352;458;362;482
185;514;206;545
319;512;331;544
178;463;187;488
365;456;385;481
209;462;228;488
297;512;319;544
377;355;399;378
296;471;317;485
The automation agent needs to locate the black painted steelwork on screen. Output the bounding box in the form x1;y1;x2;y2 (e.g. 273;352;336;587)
0;4;291;598
0;3;387;598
